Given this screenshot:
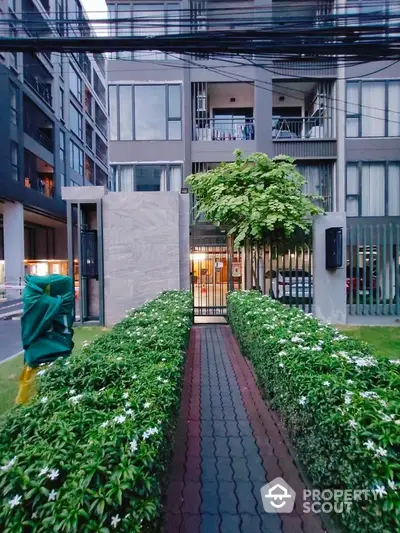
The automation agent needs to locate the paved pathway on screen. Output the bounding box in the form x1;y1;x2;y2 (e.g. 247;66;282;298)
0;319;22;362
164;326;325;533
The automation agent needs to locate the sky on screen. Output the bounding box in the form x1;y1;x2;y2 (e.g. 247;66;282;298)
81;0;109;36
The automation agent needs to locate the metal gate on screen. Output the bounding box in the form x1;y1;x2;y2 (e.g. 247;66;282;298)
347;223;400;316
190;234;241;316
245;235;313;313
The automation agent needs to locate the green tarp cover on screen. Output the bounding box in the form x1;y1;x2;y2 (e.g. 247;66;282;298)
21;275;74;368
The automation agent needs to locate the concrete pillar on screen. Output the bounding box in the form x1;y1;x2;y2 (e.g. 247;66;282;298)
313;213;347;324
179;193;190;290
4;202;25;299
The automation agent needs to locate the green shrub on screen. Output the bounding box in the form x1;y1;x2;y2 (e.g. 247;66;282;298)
0;290;193;533
228;291;400;533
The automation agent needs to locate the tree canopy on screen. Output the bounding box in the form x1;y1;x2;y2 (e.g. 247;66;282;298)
186;150;324;247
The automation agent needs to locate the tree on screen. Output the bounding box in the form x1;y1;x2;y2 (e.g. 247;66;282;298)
187;150;324;248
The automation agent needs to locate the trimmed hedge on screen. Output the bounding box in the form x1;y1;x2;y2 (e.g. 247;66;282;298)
228;291;400;533
0;290;193;533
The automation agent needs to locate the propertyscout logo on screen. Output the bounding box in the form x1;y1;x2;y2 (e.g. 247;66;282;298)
261;478;381;515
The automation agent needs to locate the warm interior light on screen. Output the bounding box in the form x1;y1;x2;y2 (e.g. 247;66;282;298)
190;253;207;261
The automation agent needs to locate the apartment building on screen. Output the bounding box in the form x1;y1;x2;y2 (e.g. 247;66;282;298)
106;0;400;318
0;0;109;292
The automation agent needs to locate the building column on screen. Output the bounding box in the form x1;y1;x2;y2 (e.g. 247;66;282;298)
4;202;25;299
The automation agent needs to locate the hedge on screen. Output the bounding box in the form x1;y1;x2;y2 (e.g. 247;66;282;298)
228;291;400;533
0;290;193;533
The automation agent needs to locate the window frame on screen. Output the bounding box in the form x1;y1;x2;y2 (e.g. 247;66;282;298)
70;102;83;139
70;140;84;176
10;141;18;182
345;161;400;216
10;82;17;125
109;83;182;141
111;163;183;192
69;65;83;103
345;79;400;138
59;87;65;121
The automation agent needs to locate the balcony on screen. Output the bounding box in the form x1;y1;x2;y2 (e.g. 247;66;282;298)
93;71;106;107
272;80;336;159
195;117;255;141
95;164;108;187
85;155;95;184
95;102;107;138
95;134;108;166
23;95;53;152
23;53;52;107
24;149;54;198
86;122;93;151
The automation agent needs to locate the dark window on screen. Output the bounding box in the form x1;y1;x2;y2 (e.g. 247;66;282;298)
70;141;84;176
11;142;18;181
70;103;83;139
10;83;17;125
69;66;82;102
59;88;64;121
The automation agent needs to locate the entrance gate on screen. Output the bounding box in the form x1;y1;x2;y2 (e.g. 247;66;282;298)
190;234;241;316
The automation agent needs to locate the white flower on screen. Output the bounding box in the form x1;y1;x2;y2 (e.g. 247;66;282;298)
311;345;322;352
48;469;59;481
279;363;284;368
157;376;163;382
142;427;159;440
379;399;388;407
32;512;38;519
37;370;46;376
374;485;387;498
1;456;17;471
48;489;57;501
39;466;49;476
111;514;121;528
375;447;388;458
132;375;137;380
323;381;330;387
389;359;400;365
69;389;76;396
291;336;304;343
162;358;166;362
278;339;287;344
388;480;397;490
130;439;138;453
353;356;376;368
100;421;109;428
40;397;48;404
114;415;126;424
360;391;379;399
163;379;168;384
144;402;151;409
125;408;134;416
346;379;354;385
69;394;83;405
298;396;307;406
380;413;395;422
331;354;339;359
9;495;22;508
364;440;375;451
348;419;358;429
122;392;129;399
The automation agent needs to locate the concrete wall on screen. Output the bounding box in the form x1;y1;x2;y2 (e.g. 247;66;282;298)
102;191;189;325
313;212;347;324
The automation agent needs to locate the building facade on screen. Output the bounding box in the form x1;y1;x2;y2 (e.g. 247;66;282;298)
0;0;109;291
105;0;400;319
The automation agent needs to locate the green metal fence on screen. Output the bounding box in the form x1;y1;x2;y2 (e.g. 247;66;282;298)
347;223;400;316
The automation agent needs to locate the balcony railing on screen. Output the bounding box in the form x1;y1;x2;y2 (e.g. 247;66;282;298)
24;71;52;107
24;123;53;152
272;117;334;140
24;174;54;198
96;145;108;165
194;118;255;141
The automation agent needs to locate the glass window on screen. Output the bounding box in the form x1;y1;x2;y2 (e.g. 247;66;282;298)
70;141;83;176
10;83;17;125
60;130;65;160
11;142;18;181
388;163;400;216
109;85;118;141
113;163;182;192
169;165;182;191
361;82;385;137
135;85;166;140
388;81;400;137
70;103;83;138
168;84;182;140
119;85;133;140
69;66;82;102
59;88;64;121
135;165;165;191
361;163;385;216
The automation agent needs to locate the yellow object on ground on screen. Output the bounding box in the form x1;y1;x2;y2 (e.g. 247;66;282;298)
15;365;39;405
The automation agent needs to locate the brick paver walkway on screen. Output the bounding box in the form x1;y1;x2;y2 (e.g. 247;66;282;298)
164;326;325;533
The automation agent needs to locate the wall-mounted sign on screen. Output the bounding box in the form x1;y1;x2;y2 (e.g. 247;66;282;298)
232;262;241;278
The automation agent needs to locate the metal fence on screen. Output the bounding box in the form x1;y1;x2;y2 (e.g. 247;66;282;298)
245;234;313;313
347;223;400;316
